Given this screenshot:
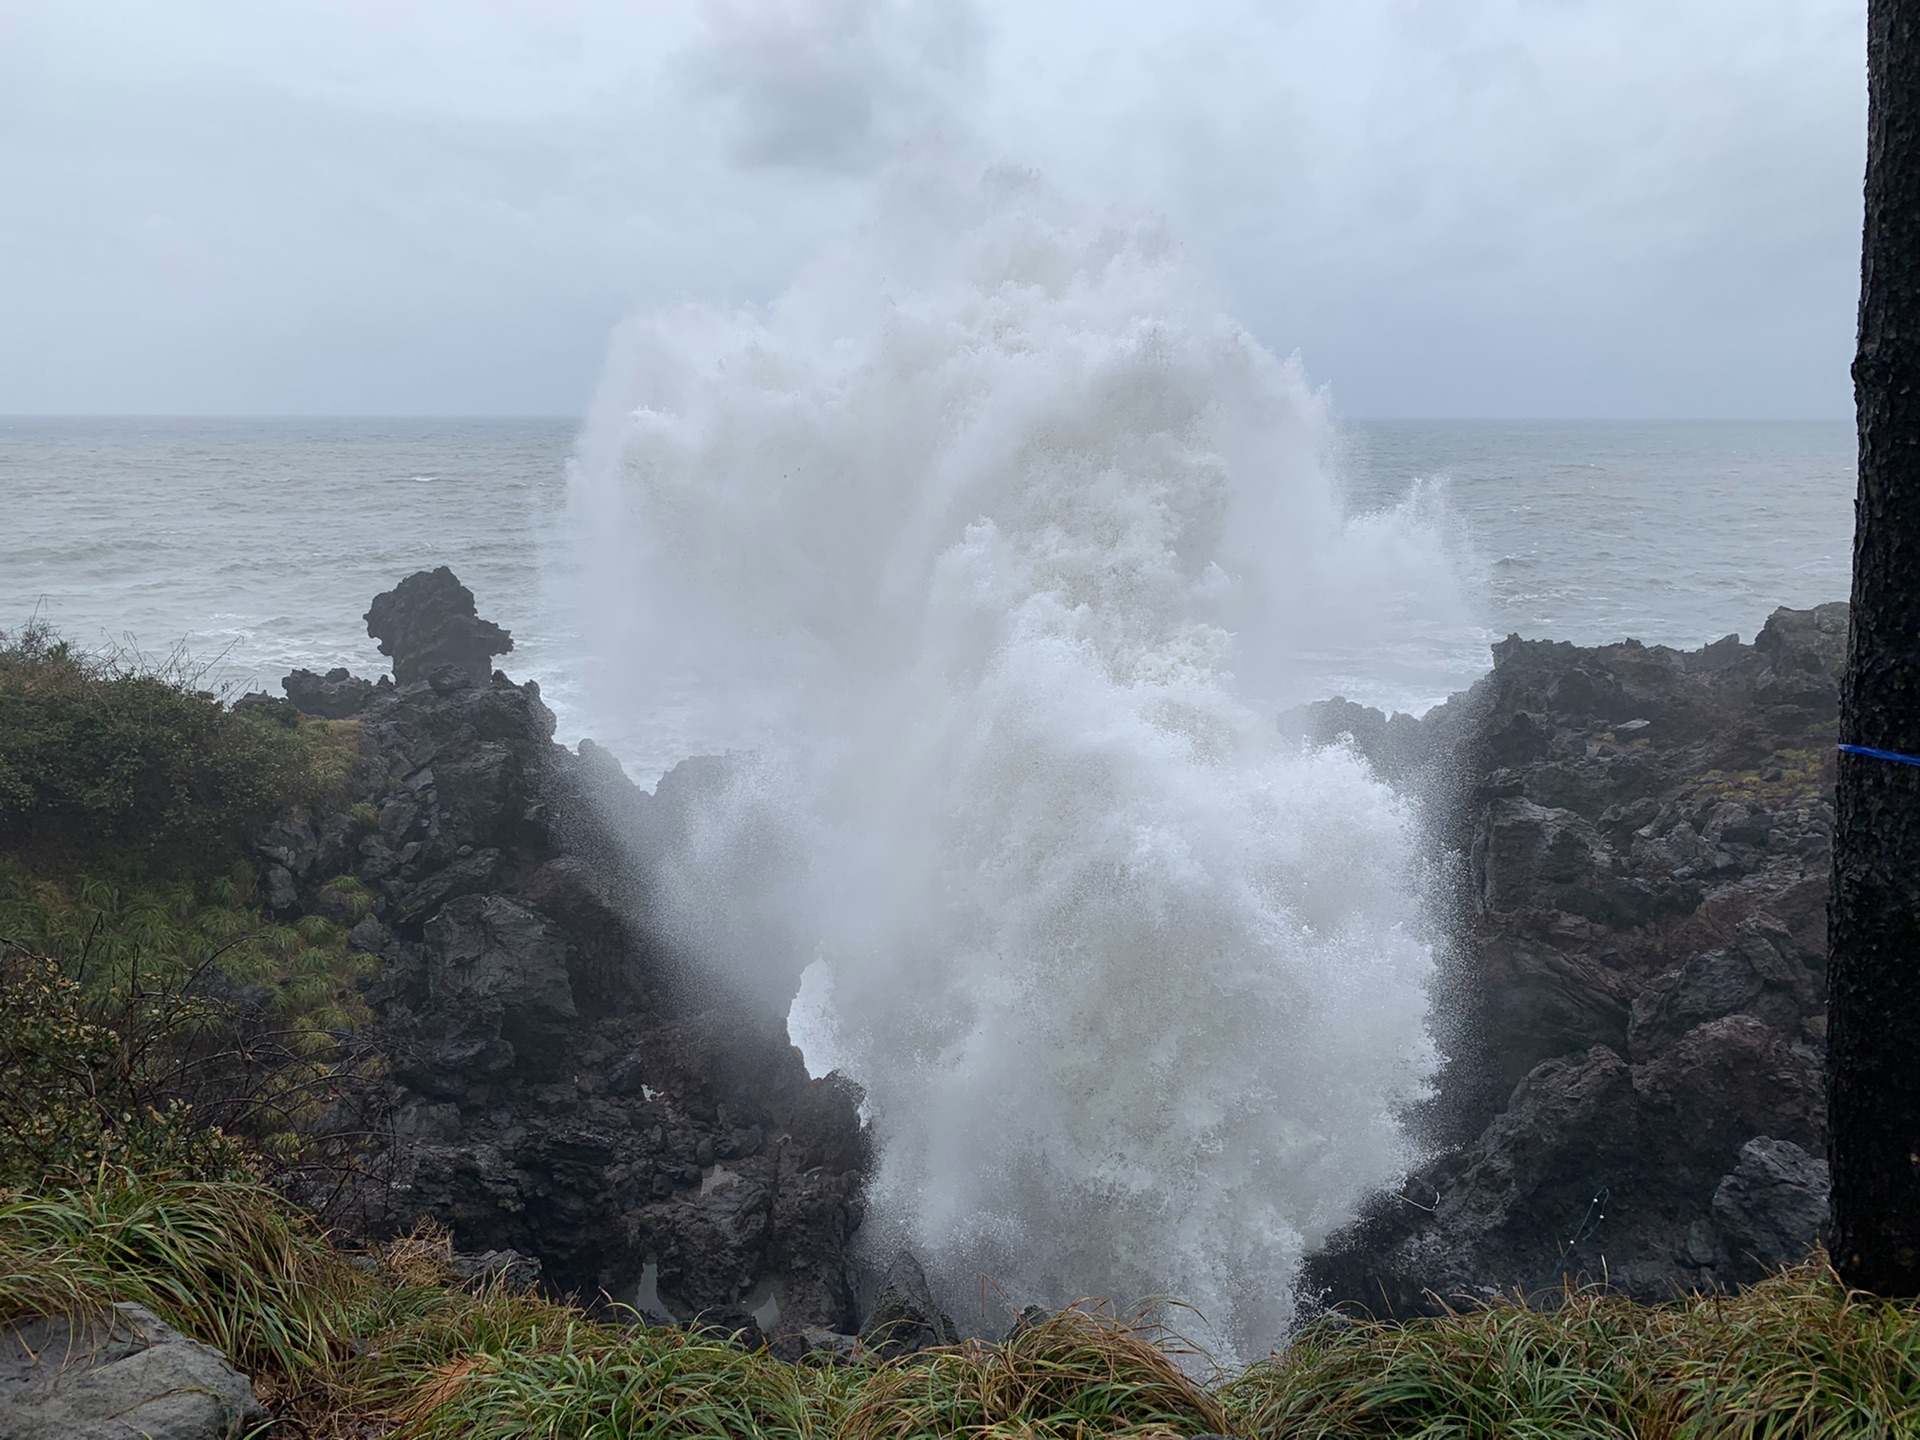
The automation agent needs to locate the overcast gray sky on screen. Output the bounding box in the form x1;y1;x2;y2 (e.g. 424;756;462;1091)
0;0;1864;418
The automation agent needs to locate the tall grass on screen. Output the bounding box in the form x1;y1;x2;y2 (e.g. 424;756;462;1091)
386;1321;847;1440
0;1171;349;1379
842;1304;1226;1440
2;1172;1917;1439
1220;1269;1920;1440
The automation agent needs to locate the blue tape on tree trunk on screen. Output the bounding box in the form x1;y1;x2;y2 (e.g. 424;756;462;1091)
1839;743;1920;768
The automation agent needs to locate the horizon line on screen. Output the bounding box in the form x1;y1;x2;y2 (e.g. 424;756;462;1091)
0;411;1856;425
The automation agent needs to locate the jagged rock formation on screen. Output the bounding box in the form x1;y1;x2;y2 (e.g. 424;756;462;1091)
0;1303;264;1440
364;565;514;688
1299;604;1843;1311
261;571;867;1335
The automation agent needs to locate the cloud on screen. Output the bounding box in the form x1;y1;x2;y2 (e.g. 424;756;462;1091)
0;0;1867;416
682;0;982;171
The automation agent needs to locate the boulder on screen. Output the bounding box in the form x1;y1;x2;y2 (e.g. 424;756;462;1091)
0;1303;264;1440
282;666;376;718
1701;1137;1830;1283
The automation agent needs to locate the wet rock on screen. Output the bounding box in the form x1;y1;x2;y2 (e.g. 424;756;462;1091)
388;895;578;1096
860;1252;958;1358
1704;1137;1829;1283
519;856;645;1014
1628;919;1822;1060
0;1302;265;1440
386;848;505;927
256;813;319;877
1633;1015;1824;1163
348;916;390;953
1308;1016;1826;1312
365;566;513;688
1280;696;1433;784
260;863;298;916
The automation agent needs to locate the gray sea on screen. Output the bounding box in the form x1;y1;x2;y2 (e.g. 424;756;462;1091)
2;416;1855;777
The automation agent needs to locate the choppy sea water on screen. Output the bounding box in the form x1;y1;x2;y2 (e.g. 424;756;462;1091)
1;415;1855;777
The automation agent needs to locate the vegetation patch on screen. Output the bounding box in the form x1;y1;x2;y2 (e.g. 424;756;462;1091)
0;625;377;1186
0;620;352;865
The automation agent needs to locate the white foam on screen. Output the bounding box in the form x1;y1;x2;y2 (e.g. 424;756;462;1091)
570;164;1446;1358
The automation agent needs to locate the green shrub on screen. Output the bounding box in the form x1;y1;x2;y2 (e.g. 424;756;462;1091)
0;945;252;1187
0;621;350;866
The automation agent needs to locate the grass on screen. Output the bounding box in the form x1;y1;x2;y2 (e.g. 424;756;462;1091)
0;1172;351;1380
0;862;382;1181
3;1172;1917;1439
0;857;378;1042
1220;1274;1920;1439
839;1303;1225;1440
386;1321;850;1440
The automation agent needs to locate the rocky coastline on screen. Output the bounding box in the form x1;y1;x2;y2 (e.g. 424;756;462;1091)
245;570;1841;1341
239;568;870;1349
1297;602;1843;1313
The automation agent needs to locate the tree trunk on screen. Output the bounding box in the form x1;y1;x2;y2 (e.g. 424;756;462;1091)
1831;0;1920;1295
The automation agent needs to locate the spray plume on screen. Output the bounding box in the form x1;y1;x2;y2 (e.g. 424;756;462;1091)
571;164;1446;1357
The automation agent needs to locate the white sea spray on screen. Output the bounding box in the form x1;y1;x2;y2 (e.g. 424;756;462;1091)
570;165;1446;1358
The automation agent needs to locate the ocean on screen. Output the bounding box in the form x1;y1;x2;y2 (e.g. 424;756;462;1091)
1;415;1855;778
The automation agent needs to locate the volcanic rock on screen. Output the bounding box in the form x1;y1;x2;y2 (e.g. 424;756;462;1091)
364;565;513;688
1304;605;1841;1310
259;570;869;1335
282;666;376;718
860;1252;960;1358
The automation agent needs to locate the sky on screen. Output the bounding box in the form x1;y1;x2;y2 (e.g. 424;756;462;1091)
0;0;1866;419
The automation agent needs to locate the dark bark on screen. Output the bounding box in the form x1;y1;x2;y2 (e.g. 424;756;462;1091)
1831;0;1920;1295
